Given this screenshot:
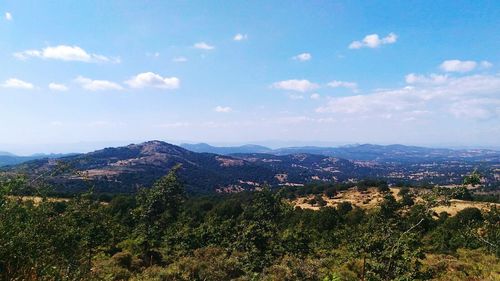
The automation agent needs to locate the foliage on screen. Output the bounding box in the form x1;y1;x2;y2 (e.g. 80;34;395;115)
0;172;498;281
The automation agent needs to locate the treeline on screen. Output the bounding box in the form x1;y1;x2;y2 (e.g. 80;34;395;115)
0;170;499;280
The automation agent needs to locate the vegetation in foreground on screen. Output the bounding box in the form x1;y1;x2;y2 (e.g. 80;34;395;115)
0;169;499;280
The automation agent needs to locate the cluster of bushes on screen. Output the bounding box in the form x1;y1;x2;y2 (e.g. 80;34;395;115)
0;170;498;280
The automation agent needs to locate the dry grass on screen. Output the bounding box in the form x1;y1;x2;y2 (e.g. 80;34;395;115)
292;187;400;210
423;248;500;280
7;195;69;205
291;187;499;216
431;199;498;216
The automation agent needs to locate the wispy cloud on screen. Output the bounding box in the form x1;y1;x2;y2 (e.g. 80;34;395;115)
172;56;188;63
292;52;312;61
480;61;493;69
349;32;397;49
5;12;12;21
125;72;180;90
75;76;123;91
439;59;493;73
317;73;500;121
1;78;34;90
214;106;233;113
146;52;160;58
310;93;320;100
193;42;215;50
271;79;319;92
405;73;448;84
327;80;358;92
233;33;248;41
14;45;120;63
48;83;68;91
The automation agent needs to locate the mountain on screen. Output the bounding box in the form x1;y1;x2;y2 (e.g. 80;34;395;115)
181;143;500;163
180;143;272;155
0;151;16;157
3;141;498;194
3;141;380;194
0;152;77;167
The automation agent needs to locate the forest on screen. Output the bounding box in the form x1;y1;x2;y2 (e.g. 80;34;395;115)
0;167;498;281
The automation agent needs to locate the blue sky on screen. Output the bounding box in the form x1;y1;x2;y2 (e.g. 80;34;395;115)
1;1;499;154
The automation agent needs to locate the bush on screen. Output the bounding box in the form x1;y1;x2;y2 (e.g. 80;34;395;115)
260;255;323;281
423;248;500;280
112;252;133;269
377;184;390;193
162;247;246;281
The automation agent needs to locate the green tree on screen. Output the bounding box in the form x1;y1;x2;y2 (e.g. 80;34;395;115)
134;164;186;261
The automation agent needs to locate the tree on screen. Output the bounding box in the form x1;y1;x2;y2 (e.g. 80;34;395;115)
134;164;186;261
65;190;117;274
452;185;472;200
463;170;481;187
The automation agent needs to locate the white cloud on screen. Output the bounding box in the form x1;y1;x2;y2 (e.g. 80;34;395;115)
349;32;397;49
310;93;320;100
440;60;477;73
233;33;248;41
5;12;12;21
75;76;123;91
480;61;493;69
317;73;500;120
172;56;188;62
449;98;500;120
14;45;119;63
327;80;358;91
405;73;448;84
125;72;180;90
293;52;312;61
214;106;232;113
146;52;160;58
1;78;34;90
193;42;215;50
48;83;68;91
271;79;319;92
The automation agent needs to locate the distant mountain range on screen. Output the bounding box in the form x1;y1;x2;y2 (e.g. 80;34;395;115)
0;153;77;167
181;143;500;163
2;141;498;194
180;143;272;155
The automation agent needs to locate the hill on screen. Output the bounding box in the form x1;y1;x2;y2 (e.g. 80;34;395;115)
0;153;76;167
3;141;499;194
4;141;372;194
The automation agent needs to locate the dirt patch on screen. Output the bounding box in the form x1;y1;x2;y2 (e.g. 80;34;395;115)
292;187;399;210
7;196;69;205
291;187;499;216
431;199;498;216
215;156;244;167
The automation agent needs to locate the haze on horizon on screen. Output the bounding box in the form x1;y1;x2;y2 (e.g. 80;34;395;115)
1;1;499;155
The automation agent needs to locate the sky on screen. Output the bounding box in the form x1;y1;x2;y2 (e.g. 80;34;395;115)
0;1;499;154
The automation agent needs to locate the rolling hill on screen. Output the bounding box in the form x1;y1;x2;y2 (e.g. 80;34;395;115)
3;141;374;194
3;141;498;194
